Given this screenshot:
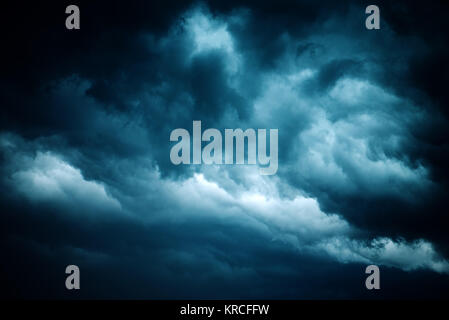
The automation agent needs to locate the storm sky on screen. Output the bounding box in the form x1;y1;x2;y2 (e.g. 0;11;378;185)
1;0;449;298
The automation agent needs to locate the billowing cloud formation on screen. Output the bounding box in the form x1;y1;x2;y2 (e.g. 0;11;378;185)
1;0;449;298
8;151;121;212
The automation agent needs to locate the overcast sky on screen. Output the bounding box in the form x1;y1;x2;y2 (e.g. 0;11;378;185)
1;0;449;298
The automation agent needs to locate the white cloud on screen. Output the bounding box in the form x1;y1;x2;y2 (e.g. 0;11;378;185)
184;7;241;74
329;78;399;106
315;237;449;274
150;169;449;274
7;150;121;213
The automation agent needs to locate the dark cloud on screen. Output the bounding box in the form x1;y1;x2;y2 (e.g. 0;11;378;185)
1;0;449;299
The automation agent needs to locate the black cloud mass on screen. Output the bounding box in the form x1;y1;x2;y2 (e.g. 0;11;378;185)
1;0;449;299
